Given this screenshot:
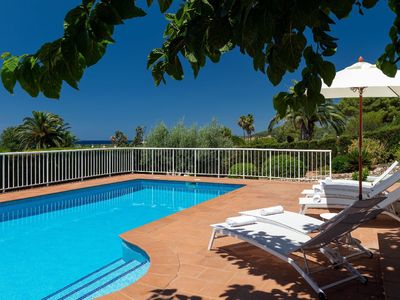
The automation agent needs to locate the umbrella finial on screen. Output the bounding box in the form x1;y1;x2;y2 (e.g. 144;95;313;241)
358;56;364;62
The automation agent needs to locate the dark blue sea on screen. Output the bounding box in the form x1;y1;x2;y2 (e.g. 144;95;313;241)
77;140;112;145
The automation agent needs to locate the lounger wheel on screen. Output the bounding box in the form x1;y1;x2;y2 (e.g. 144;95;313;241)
367;251;374;258
360;276;368;285
318;292;327;300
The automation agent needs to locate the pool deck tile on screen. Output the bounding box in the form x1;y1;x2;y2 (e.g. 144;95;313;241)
1;174;399;299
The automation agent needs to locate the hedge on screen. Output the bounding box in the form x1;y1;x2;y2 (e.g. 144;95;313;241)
228;163;257;178
265;155;306;178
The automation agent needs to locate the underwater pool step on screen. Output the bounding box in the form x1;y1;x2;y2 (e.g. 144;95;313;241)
43;258;144;300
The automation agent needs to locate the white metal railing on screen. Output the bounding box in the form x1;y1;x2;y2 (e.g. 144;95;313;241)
0;148;331;192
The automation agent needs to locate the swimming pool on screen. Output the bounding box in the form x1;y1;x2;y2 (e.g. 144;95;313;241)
0;179;242;299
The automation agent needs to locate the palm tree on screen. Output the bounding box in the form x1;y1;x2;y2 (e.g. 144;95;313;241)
268;101;346;141
238;114;255;140
244;114;255;139
237;115;247;139
16;111;73;150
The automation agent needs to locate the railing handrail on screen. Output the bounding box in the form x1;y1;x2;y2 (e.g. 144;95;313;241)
0;147;332;192
0;147;332;155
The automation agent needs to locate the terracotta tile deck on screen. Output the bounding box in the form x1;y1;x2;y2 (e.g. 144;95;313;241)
1;174;399;300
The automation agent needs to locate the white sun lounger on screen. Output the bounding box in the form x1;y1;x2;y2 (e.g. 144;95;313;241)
301;161;399;198
209;196;387;299
298;170;400;220
309;161;398;191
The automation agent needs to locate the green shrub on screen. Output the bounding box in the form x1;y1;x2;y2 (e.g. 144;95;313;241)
245;137;278;148
231;136;246;147
394;146;400;161
352;167;369;181
347;149;371;171
348;138;388;165
332;155;351;173
348;138;389;165
228;163;256;178
265;155;306;178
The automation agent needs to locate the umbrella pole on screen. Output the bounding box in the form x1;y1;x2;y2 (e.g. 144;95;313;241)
358;88;364;201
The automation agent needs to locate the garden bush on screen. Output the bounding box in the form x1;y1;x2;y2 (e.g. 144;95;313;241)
347;149;371;171
332;155;351;173
264;155;306;178
352;167;369;181
347;138;388;165
228;163;257;178
394;146;400;161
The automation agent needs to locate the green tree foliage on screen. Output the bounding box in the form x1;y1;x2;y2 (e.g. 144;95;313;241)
145;120;234;148
268;100;345;141
144;122;169;147
0;127;20;151
15;111;76;150
198;120;234;148
111;130;128;146
132;126;145;146
345;111;385;134
0;0;146;98
338;97;400;124
4;0;400;118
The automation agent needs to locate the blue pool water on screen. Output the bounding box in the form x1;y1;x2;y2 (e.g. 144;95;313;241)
0;179;242;299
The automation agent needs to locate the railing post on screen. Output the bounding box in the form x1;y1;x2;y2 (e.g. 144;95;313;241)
172;149;175;175
194;149;197;177
217;149;220;178
1;155;5;193
46;152;49;186
297;151;300;181
269;150;272;180
109;150;112;177
329;150;332;178
242;149;245;179
151;149;154;174
81;151;84;181
131;148;134;174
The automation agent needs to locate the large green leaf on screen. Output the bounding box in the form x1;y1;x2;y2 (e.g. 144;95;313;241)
158;0;173;13
380;60;397;77
111;0;146;18
363;0;378;9
15;58;41;97
40;72;62;99
147;48;164;68
1;56;19;93
319;61;336;86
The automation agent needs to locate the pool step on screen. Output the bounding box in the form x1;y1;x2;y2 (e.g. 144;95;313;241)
43;258;146;300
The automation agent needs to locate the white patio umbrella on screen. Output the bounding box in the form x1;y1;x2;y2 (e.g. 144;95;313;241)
321;57;400;200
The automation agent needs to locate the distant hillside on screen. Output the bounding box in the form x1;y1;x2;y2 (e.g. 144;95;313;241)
253;130;270;137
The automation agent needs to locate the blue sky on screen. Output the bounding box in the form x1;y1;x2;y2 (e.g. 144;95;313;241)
0;1;395;140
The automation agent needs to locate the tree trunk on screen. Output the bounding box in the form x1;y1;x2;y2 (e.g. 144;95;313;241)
299;121;314;141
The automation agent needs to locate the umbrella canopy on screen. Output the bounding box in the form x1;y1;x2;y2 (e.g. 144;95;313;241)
320;57;400;200
321;59;400;98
